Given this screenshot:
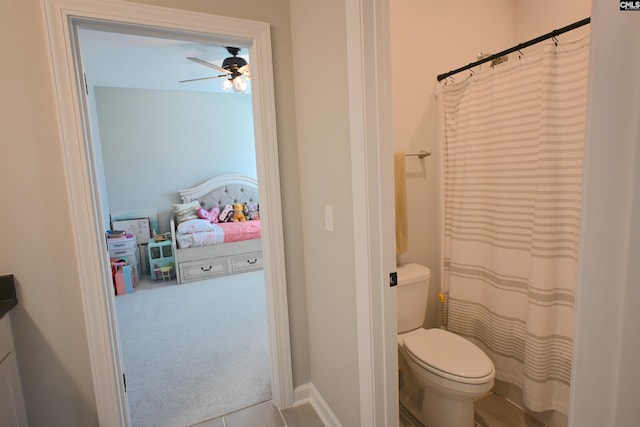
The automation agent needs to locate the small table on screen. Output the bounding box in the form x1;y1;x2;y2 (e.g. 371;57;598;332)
153;265;174;281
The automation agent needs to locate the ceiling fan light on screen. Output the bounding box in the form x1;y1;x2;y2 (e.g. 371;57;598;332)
232;76;248;93
221;78;233;92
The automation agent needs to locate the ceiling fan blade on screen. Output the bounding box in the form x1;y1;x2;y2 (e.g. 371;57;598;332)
179;75;226;83
187;57;230;74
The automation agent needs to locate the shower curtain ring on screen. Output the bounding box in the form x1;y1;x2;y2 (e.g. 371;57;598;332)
552;36;559;46
518;49;523;59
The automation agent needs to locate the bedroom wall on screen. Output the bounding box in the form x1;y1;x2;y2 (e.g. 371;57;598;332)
95;87;256;234
86;84;111;230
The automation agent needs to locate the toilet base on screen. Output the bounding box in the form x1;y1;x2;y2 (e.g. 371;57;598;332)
400;388;476;427
420;385;475;427
399;381;423;424
398;350;425;422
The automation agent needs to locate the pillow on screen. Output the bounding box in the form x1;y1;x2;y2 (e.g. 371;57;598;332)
176;219;219;235
173;200;201;223
197;206;220;223
218;204;234;222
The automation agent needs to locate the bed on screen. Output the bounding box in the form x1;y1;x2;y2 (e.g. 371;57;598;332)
170;174;263;284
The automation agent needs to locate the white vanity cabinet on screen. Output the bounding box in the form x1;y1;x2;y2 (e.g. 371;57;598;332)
0;314;27;426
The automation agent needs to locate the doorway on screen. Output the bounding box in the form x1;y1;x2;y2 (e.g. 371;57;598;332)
41;1;293;424
75;26;272;425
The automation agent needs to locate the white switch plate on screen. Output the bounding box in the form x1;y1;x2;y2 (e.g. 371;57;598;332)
324;204;334;232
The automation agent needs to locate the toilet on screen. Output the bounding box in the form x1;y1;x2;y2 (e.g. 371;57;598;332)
397;263;495;427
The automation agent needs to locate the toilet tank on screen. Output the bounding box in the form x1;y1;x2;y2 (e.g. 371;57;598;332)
397;263;431;334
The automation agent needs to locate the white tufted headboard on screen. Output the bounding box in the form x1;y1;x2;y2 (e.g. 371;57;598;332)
179;174;259;210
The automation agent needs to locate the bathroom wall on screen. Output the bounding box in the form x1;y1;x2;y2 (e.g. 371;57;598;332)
1;1;98;424
391;0;514;329
514;0;591;41
570;2;640;426
390;0;591;331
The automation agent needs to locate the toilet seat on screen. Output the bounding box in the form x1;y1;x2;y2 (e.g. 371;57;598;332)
402;328;494;385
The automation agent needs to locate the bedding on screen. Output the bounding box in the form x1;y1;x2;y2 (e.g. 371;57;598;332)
176;218;219;234
176;228;224;248
176;220;261;249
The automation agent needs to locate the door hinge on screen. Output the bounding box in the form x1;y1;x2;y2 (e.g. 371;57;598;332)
389;271;397;287
84;72;88;95
123;373;126;392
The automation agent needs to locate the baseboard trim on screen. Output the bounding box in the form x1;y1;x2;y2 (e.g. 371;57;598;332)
293;383;343;427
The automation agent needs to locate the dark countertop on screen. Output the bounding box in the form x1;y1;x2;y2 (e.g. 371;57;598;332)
0;300;18;319
0;275;17;319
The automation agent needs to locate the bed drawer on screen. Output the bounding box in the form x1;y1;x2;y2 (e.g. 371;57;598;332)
180;258;229;282
230;251;263;273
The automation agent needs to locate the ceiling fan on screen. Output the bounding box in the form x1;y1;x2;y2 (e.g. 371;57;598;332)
180;47;250;92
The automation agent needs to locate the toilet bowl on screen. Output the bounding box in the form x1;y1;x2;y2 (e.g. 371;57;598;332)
398;328;494;427
396;264;495;427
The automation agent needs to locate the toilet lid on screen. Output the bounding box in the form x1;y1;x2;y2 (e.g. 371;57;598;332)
403;328;494;383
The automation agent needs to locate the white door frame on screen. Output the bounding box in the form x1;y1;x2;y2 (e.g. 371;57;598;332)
41;0;293;424
346;0;398;425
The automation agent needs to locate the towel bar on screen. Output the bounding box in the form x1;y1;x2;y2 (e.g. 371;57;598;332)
405;150;431;159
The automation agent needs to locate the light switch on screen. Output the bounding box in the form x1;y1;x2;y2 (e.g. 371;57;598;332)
324;204;334;232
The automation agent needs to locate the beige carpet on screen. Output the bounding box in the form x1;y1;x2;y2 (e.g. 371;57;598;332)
115;270;271;427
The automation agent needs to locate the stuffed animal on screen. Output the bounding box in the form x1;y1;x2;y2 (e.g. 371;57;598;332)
233;203;247;222
218;204;234;222
196;206;220;223
247;203;260;220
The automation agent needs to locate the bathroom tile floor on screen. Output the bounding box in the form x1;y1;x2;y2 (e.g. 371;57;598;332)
191;401;325;427
399;393;546;427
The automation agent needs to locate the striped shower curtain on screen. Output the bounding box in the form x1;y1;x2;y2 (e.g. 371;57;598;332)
439;34;589;415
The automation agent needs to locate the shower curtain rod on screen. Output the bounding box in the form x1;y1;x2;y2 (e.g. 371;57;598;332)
436;17;590;82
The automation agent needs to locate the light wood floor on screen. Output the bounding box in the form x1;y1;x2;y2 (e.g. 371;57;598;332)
399;393;548;427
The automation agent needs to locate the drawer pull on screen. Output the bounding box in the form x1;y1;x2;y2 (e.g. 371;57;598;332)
201;266;213;272
247;259;258;265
